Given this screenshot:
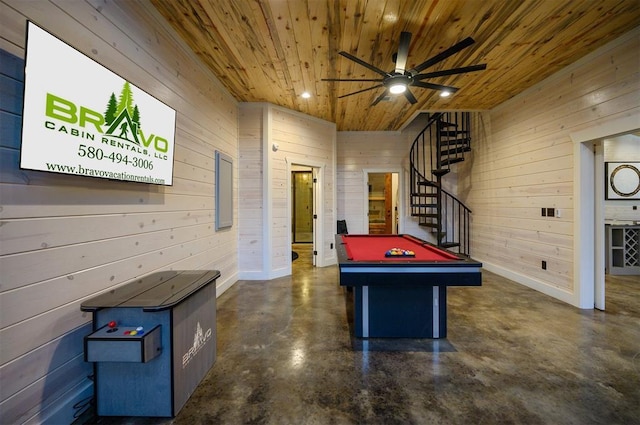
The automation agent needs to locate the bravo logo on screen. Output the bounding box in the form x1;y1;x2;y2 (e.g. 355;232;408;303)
44;81;169;154
182;322;213;368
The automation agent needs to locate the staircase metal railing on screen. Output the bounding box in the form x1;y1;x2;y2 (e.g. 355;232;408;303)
409;112;472;256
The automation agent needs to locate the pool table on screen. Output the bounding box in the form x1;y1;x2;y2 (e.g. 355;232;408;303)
336;234;482;338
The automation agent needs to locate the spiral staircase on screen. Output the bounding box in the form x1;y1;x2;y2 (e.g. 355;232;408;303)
409;112;473;256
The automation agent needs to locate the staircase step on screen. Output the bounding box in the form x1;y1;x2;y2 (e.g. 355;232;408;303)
410;192;437;197
411;203;437;208
432;169;450;177
413;213;438;218
419;222;439;229
417;180;439;187
441;146;471;156
440;139;470;147
438;121;458;128
440;242;461;249
440;130;469;137
441;157;465;166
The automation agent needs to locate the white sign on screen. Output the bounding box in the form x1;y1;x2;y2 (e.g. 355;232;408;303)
21;22;176;185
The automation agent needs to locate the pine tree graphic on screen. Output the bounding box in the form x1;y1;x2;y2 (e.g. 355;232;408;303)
116;81;134;117
132;104;141;129
104;93;117;126
103;82;143;144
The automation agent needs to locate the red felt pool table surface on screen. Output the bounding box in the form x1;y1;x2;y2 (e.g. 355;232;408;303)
340;234;460;262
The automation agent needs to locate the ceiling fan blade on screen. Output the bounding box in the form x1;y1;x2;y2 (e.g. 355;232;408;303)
339;51;389;77
415;64;487;80
394;31;412;74
338;84;385;99
403;88;418;104
371;89;390;106
409;37;475;74
412;80;459;92
322;78;385;82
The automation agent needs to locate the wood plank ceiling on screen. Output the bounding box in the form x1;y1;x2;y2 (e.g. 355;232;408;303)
151;0;640;131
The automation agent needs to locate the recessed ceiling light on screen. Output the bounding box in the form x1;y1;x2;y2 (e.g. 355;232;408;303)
440;91;451;98
301;92;311;98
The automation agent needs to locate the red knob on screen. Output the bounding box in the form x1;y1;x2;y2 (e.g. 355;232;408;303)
108;321;117;328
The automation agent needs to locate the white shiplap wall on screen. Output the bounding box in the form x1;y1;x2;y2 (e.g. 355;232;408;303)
337;130;429;237
466;27;640;305
238;103;336;278
0;1;238;423
238;104;264;274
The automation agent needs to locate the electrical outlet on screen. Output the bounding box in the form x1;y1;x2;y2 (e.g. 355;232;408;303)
555;208;561;218
547;208;555;217
542;260;547;270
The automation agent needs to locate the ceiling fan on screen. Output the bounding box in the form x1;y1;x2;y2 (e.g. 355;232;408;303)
323;32;486;105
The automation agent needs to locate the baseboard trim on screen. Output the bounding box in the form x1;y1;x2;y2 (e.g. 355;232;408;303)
480;260;578;307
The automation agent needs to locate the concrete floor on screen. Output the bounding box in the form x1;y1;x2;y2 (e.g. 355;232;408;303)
81;246;640;424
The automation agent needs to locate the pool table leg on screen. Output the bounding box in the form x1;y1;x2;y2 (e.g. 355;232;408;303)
432;286;442;338
352;284;447;338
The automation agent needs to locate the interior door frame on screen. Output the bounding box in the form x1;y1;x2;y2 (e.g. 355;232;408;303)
291;169;313;244
570;113;640;309
363;168;403;234
312;167;318;267
287;158;325;267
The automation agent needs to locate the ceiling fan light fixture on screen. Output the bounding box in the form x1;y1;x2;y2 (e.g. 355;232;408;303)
440;90;451;98
301;91;311;99
389;83;407;94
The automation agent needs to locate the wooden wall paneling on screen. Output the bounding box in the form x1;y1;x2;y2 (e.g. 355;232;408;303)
1;353;91;424
0;72;21;114
0;2;24;56
0;108;21;150
0;184;213;219
0;49;22;177
268;107;335;269
0;222;213;292
0;210;212;256
0;298;92;369
238;105;265;274
0;324;89;402
472;130;574;164
473;222;573;249
472;163;573;188
472;238;573;284
336;131;410;235
172;159;215;185
472;228;573;259
472;214;572;236
1;234;219;339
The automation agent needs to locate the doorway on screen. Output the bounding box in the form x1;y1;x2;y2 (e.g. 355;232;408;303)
572;115;640;310
291;164;320;268
291;168;313;243
367;172;399;234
